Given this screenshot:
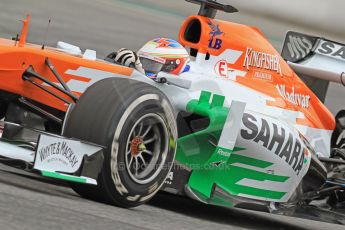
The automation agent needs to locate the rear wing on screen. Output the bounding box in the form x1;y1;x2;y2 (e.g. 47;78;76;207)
281;31;345;102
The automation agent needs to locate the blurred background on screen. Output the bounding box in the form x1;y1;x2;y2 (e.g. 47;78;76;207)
1;0;344;114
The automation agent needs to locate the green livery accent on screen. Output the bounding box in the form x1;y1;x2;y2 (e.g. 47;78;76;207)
176;91;228;165
207;146;232;166
188;152;289;200
176;91;289;202
41;171;87;184
207;146;247;166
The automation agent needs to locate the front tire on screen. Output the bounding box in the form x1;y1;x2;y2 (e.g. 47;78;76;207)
64;78;177;208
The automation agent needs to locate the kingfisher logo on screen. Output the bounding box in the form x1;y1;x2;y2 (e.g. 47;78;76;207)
243;47;282;76
208;20;223;50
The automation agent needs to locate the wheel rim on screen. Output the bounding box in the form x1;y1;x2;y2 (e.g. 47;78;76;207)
125;113;169;184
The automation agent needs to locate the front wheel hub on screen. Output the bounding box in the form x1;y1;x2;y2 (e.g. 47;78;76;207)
130;137;144;156
125;113;169;184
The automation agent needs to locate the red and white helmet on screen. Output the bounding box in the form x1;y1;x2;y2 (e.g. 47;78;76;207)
137;38;190;76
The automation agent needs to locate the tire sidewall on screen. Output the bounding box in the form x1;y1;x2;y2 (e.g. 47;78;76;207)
104;92;177;206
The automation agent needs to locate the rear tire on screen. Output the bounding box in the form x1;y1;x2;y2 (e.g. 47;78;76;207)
64;78;177;208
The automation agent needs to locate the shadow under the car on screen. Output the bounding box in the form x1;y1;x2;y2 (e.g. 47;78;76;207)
148;192;310;230
2;164;344;228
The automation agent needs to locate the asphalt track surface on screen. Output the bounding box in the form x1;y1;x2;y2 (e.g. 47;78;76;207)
1;0;345;229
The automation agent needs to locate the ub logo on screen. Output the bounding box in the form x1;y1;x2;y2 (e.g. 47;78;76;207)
208;20;223;50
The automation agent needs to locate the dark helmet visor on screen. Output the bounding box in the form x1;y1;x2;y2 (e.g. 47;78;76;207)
139;57;164;74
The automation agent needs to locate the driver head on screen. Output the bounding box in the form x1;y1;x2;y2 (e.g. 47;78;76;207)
137;38;190;77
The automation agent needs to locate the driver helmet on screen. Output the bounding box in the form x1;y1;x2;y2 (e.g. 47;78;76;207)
137;38;190;77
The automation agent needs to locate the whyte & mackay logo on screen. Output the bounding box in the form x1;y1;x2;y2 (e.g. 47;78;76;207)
39;141;79;167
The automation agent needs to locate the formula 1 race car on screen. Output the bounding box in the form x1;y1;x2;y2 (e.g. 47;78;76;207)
0;0;345;222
